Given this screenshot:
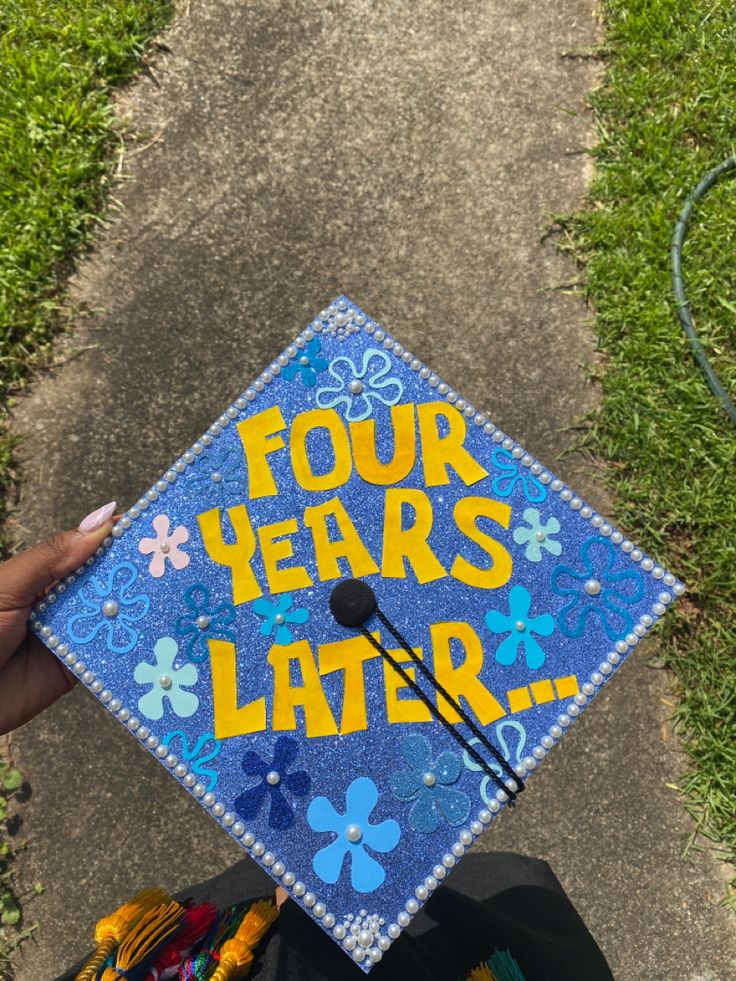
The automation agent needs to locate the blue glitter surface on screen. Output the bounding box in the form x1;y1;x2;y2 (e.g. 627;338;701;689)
30;297;684;973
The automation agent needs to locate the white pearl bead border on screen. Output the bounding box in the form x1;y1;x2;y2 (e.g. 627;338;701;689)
28;295;685;972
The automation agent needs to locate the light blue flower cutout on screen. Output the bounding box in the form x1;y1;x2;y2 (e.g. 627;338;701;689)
463;722;527;806
184;446;244;499
513;508;562;562
162;730;221;791
390;734;471;834
67;561;150;655
491;449;547;503
134;637;199;720
551;536;645;641
307;777;401;893
315;347;403;422
281;337;328;387
252;594;309;645
485;585;555;670
175;584;236;663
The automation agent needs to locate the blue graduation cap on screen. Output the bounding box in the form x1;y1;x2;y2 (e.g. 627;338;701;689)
31;297;683;971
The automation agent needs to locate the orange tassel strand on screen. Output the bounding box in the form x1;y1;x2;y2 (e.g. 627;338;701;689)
99;899;186;980
74;888;171;981
209;900;279;981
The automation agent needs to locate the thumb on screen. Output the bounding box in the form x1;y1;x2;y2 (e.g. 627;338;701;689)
1;502;117;611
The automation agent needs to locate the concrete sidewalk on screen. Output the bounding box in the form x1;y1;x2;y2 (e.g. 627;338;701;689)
9;2;736;978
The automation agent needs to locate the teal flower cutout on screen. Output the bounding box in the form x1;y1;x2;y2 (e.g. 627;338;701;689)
491;449;547;503
281;337;328;386
390;735;470;833
175;584;236;663
134;637;199;720
551;537;645;641
513;508;562;562
162;730;221;790
485;585;555;670
307;777;401;893
252;594;309;645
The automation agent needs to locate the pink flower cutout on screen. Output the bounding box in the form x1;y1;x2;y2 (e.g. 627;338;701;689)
139;515;190;578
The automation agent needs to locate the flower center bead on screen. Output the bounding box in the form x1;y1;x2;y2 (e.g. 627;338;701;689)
102;600;119;618
535;530;546;542
515;620;526;632
348;379;364;395
211;472;222;483
422;772;436;787
160;542;170;553
345;823;362;843
159;675;173;690
585;578;602;596
266;770;281;786
274;613;286;625
196;615;210;630
299;355;310;366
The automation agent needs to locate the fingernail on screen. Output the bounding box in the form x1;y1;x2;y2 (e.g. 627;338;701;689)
78;501;117;534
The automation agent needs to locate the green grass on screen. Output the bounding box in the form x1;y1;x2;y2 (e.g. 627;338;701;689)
567;0;736;891
0;0;173;514
0;1;173;965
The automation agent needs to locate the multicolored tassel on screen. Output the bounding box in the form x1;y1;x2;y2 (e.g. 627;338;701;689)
467;948;527;981
143;902;217;980
98;899;186;980
208;900;279;981
178;904;245;980
74;888;171;981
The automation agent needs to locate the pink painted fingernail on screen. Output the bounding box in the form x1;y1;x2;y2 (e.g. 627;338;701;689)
78;501;117;534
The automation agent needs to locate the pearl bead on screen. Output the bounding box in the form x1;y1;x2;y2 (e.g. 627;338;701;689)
159;675;173;690
348;379;364;395
358;929;373;947
535;530;546;541
515;620;526;632
160;542;170;553
299;355;310;365
388;923;400;939
345;823;362;843
274;613;285;625
584;578;602;596
266;770;281;786
397;912;410;927
333;924;346;940
196;615;210;630
211;472;222;483
102;600;119;617
422;772;436;787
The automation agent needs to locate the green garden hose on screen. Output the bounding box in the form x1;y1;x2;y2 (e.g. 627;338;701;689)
671;156;736;428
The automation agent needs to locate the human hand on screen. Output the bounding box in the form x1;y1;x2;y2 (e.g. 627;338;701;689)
0;502;117;735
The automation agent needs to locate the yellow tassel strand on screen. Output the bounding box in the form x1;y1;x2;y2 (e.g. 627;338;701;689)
99;899;185;980
209;900;279;981
468;965;497;981
74;888;171;981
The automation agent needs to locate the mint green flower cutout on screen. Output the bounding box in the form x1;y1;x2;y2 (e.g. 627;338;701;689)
513;508;562;562
134;637;199;721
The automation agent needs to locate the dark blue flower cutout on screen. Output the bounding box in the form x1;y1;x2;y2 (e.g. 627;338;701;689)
551;537;645;641
281;338;328;387
308;777;401;893
491;448;547;503
184;447;244;499
252;594;309;645
234;736;311;831
175;584;236;663
67;561;150;655
390;735;471;833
